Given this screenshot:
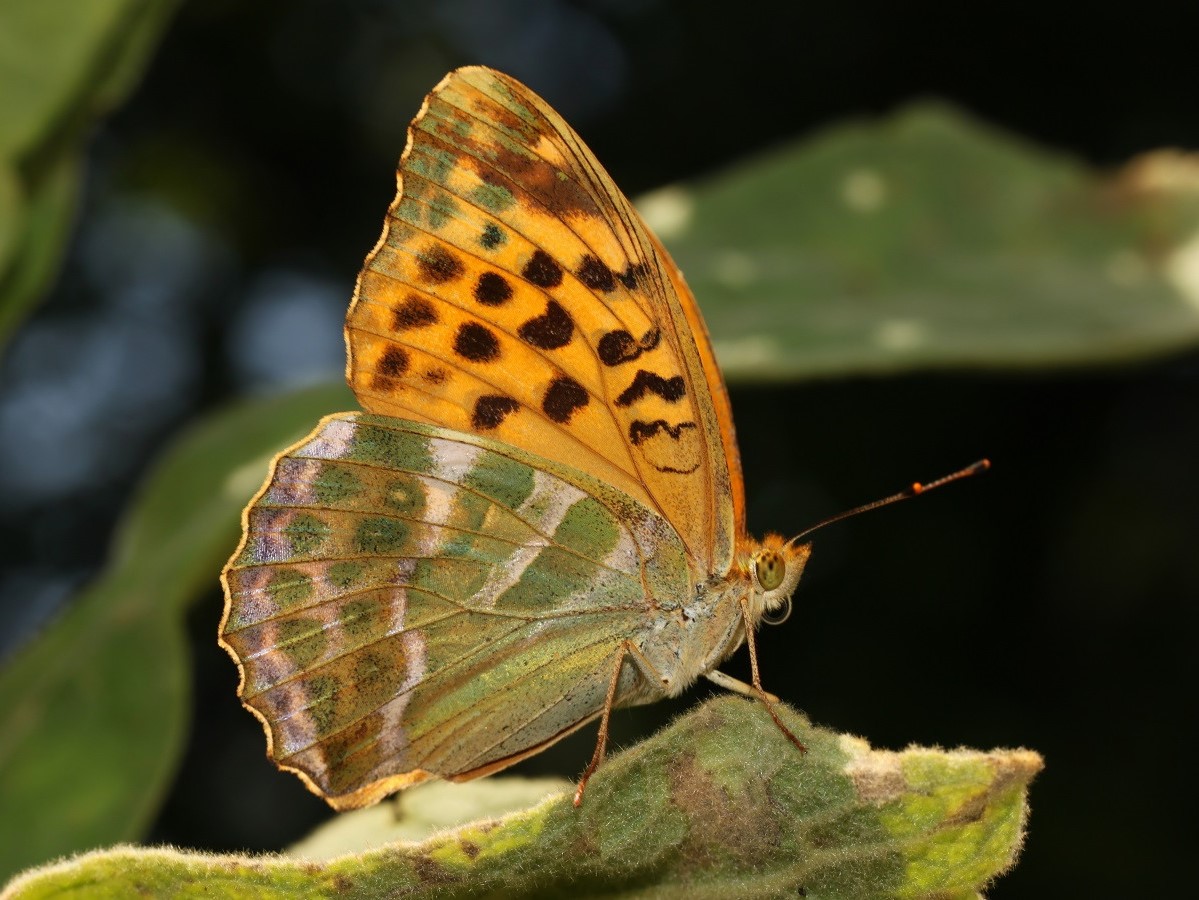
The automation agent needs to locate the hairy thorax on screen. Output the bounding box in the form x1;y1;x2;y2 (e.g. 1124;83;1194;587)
634;536;812;700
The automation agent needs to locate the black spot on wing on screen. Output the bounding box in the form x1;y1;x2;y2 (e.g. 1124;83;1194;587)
416;245;465;284
542;376;588;423
472;395;520;429
598;331;636;368
615;370;686;407
619;262;645;290
473;272;513;306
378;347;410;376
628;419;697;445
629;419;702;475
454;322;501;362
392;295;437;331
577;254;616;293
518;301;574;350
370;346;410;391
522;250;563;288
597;327;661;367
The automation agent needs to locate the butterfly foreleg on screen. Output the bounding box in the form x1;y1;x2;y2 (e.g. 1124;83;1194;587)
728;596;808;754
574;640;669;807
703;669;780;704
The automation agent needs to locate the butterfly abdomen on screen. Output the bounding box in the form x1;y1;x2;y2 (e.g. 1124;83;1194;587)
633;578;751;698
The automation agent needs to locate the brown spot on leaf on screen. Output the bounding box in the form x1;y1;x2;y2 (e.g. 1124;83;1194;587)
845;753;907;806
945;792;989;827
668;751;729;868
667;704;782;870
412;854;457;886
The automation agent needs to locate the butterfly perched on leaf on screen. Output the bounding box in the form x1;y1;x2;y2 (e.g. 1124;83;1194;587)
219;66;826;810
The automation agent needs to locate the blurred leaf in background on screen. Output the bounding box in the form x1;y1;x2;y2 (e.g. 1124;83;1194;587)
0;0;181;342
655;108;1199;378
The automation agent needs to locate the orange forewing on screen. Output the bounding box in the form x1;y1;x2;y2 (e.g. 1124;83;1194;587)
345;67;739;573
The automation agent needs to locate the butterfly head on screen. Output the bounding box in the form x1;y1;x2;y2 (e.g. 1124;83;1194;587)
746;534;812;626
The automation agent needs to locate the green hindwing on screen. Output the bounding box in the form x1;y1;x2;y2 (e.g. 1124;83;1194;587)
221;413;688;806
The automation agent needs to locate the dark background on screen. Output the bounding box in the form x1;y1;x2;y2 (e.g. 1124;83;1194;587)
3;1;1198;894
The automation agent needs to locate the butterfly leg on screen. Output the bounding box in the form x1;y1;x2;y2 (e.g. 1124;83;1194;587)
734;596;808;753
574;642;671;806
704;669;780;704
574;642;633;807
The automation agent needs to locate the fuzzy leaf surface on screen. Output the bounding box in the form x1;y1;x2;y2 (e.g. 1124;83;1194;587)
3;697;1042;899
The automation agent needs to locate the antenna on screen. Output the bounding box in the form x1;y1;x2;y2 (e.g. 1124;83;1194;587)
785;459;991;547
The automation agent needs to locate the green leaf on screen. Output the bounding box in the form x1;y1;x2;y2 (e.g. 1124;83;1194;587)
0;383;354;883
0;0;181;342
641;104;1199;379
1;697;1042;899
0;153;79;341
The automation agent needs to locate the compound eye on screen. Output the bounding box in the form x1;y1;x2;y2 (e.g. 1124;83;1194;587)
755;550;785;591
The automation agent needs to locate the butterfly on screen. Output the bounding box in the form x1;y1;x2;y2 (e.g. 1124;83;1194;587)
220;66;831;810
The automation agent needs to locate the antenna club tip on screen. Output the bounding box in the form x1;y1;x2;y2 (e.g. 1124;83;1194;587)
788;457;990;543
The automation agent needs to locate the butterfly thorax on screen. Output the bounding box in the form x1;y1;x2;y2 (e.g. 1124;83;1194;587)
633;536;811;700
